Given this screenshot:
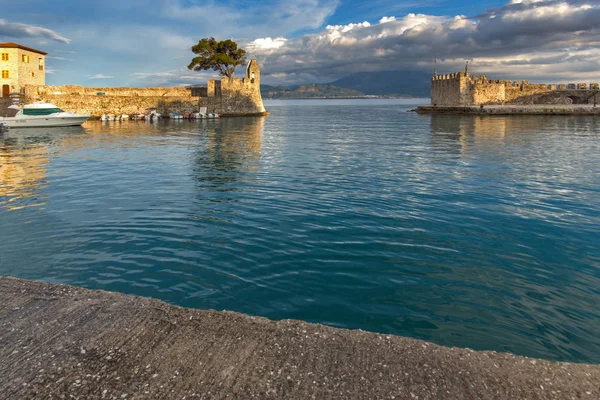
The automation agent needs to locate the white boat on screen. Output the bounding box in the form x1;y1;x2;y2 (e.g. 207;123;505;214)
147;109;161;121
0;103;90;128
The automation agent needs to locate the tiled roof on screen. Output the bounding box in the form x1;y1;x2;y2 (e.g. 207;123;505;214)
0;42;47;55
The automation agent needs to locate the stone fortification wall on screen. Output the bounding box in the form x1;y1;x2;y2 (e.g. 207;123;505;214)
23;85;197;116
469;76;505;105
30;85;192;97
197;60;266;116
431;73;600;106
430;73;468;106
19;60;267;117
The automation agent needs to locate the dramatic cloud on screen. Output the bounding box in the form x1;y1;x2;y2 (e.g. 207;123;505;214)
0;19;70;43
247;0;600;83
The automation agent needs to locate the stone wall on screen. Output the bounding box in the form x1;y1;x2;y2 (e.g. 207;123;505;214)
197;60;266;116
16;59;267;117
431;73;600;106
430;73;467;106
23;85;197;116
17;48;45;89
30;85;192;97
470;77;505;105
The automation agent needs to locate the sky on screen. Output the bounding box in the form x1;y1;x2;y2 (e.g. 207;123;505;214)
1;0;599;87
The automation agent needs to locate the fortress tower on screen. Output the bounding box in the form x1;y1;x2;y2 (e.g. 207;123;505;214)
195;59;266;116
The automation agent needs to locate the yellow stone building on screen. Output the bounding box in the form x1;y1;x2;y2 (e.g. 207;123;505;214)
0;42;46;98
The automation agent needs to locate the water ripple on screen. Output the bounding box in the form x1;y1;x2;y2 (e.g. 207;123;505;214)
1;102;600;363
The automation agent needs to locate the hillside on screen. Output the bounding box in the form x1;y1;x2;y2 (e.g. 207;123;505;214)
330;70;432;97
261;84;366;99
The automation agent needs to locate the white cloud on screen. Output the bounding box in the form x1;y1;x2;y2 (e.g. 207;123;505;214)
247;37;288;52
0;19;70;43
379;16;396;24
88;74;114;79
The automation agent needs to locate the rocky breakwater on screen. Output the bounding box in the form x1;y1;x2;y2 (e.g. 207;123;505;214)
23;85;199;117
416;105;600;115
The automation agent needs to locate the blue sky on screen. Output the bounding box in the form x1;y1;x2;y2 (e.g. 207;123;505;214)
2;0;599;87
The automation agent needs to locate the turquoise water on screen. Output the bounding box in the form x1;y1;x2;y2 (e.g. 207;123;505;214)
1;99;599;363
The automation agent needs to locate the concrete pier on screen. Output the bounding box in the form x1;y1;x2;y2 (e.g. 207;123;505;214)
417;105;600;115
1;276;599;399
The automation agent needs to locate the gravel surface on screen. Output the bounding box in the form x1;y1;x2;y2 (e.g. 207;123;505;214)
1;276;599;399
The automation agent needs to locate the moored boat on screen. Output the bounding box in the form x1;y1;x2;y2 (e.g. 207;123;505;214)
0;102;90;128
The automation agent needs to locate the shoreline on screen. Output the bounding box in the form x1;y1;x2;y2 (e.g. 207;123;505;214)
1;276;598;399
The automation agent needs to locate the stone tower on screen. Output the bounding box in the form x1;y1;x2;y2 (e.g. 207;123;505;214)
196;59;267;116
247;59;260;88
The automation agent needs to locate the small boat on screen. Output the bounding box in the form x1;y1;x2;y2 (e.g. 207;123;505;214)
0;102;90;128
147;109;161;121
121;114;129;120
169;112;184;120
195;107;219;119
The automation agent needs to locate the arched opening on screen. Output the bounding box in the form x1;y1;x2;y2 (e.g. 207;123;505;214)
568;95;586;105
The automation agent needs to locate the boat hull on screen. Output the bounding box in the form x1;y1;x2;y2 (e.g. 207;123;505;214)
0;115;90;128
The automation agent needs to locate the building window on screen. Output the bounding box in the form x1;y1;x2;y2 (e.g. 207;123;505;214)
22;54;30;63
1;53;8;61
1;70;9;79
39;58;44;71
30;71;35;77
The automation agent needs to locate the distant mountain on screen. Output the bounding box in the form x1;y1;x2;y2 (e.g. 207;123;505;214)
330;70;432;97
261;84;366;99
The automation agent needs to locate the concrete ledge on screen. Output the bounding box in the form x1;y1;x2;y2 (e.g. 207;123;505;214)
1;276;599;399
417;105;600;115
221;111;270;117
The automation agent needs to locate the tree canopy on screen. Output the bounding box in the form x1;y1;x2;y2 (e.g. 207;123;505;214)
187;38;247;80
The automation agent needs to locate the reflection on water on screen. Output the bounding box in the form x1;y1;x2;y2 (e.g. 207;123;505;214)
0;135;51;210
194;117;264;190
1;103;599;364
430;114;600;155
